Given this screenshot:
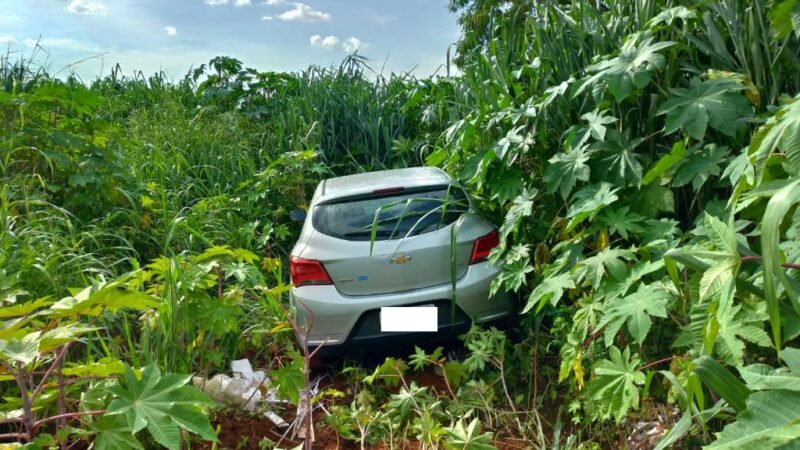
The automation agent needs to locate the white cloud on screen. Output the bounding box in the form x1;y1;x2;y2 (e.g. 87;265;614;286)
66;0;108;15
0;35;16;45
277;3;331;22
23;37;103;53
261;15;273;20
309;34;339;49
164;26;177;36
342;37;362;53
204;0;251;5
309;35;364;52
262;0;285;4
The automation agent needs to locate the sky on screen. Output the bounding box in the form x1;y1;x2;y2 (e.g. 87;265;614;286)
0;0;461;81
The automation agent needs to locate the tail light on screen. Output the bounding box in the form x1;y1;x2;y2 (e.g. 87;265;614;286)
290;256;333;287
469;230;500;265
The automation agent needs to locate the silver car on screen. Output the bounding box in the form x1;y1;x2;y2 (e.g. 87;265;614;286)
289;167;514;352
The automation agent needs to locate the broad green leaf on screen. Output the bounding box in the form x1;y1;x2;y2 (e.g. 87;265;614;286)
493;259;533;293
63;358;126;377
738;348;800;391
577;247;634;290
658;78;752;140
581;109;617;141
409;346;434;371
672;144;730;190
0;316;35;341
642;141;686;185
583;346;645;422
648;6;697;28
722;152;755;188
0;333;40;365
195;245;235;261
105;364;215;450
273;356;305;405
577;37;674;102
631;182;675;217
640;218;680;245
544;146;591;198
443;361;466;387
523;272;575;314
387;382;430;422
39;325;99;352
90;415;144;450
697;214;740;317
598;206;645;239
748;95;800;179
444;418;497;450
706;390;800;449
0;297;53;319
715;305;772;366
592;129;644;186
487;166;524;204
167;405;217;441
596;260;665;302
146;414;181;450
770;0;800;39
566;183;620;231
499;188;537;240
599;283;670;346
49;278;159;317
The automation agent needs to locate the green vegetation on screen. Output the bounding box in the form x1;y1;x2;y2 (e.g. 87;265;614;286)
3;0;800;448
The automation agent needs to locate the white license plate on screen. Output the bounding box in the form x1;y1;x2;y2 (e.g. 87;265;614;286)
380;306;438;332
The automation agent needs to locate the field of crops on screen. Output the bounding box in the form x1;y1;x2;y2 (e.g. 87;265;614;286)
3;0;800;448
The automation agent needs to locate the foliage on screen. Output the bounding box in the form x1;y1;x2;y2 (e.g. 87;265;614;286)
0;274;215;448
4;0;800;447
441;0;800;446
103;365;217;449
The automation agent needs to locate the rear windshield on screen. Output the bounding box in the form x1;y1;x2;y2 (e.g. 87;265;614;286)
312;187;469;241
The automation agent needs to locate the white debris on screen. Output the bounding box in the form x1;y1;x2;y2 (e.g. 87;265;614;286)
192;359;272;411
193;359;330;444
265;411;289;428
231;358;267;383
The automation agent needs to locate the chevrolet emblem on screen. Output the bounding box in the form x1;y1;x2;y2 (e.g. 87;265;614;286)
390;255;413;264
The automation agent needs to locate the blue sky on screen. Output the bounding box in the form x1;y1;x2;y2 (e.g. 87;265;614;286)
0;0;460;80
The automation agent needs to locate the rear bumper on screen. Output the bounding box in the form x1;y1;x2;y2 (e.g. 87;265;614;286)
289;261;514;348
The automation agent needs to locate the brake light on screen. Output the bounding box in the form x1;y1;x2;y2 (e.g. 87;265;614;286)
290;256;333;287
469;230;500;264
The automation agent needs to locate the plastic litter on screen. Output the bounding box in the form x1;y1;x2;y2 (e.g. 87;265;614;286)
191;358;328;443
192;359;272;411
265;411;289;428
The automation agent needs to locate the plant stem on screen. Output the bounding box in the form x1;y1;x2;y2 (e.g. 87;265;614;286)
742;255;800;269
15;365;34;442
31;343;71;400
495;358;517;415
0;433;29;440
33;410;105;428
640;355;677;371
56;359;67;450
435;361;459;406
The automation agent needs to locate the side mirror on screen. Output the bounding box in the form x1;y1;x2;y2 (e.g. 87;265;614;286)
289;209;307;223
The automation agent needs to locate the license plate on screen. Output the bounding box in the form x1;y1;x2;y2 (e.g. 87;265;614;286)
380;306;438;332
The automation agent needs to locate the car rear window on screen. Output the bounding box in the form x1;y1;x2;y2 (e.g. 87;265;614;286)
312;187;469;241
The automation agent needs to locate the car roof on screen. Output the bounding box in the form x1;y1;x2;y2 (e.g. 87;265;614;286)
314;167;454;203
